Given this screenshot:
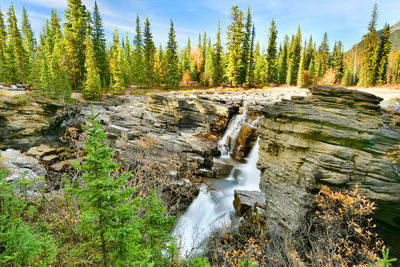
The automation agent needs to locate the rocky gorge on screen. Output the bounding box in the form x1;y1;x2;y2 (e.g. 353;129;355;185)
1;86;400;257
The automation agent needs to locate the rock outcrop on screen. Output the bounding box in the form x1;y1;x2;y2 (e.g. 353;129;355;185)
65;88;310;172
0;96;67;150
0;148;46;195
257;85;400;253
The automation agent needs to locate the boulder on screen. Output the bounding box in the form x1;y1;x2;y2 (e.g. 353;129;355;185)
0;149;46;195
212;157;234;178
233;190;267;217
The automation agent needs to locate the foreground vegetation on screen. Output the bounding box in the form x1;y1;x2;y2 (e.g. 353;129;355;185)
0;108;397;266
0;1;399;102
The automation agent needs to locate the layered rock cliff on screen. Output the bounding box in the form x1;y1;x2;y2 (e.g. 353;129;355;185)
256;85;400;253
0;96;67;150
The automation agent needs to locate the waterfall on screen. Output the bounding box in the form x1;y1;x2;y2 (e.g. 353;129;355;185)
172;110;261;256
217;109;248;157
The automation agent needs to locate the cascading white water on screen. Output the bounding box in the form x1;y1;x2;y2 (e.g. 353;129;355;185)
172;110;261;256
217;109;248;157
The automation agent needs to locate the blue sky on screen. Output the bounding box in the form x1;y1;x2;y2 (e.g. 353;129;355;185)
1;0;399;51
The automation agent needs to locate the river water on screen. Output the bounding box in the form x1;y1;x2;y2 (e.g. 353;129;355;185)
172;110;261;256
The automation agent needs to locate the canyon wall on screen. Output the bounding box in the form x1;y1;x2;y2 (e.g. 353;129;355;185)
256;85;400;253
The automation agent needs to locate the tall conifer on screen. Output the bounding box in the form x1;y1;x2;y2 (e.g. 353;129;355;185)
227;6;244;86
213;21;224;86
164;20;180;89
359;3;378;86
265;19;278;83
92;1;108;88
143;18;155;88
5;4;29;84
64;0;89;89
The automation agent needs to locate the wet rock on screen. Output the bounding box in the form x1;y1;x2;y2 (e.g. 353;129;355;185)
233;190;267;217
212;157;234;178
232;123;257;161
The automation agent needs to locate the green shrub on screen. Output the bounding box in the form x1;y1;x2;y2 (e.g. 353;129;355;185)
66;106;175;265
0;167;56;266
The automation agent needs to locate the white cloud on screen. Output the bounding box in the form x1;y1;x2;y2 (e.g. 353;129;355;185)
22;0;66;9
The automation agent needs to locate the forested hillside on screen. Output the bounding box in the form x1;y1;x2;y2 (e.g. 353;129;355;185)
1;1;399;103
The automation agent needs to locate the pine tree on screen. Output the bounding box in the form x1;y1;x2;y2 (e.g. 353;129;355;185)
265;19;278;83
253;42;265;85
278;35;289;84
64;0;89;89
164;20;180;89
213;21;224;86
359;3;378;86
376;23;391;85
238;7;251;85
297;47;306;87
248;24;256;87
5;4;29;84
226;6;244;86
143;18;156;88
92;1;109;88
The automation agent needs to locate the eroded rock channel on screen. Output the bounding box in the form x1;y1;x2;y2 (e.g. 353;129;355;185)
1;86;400;256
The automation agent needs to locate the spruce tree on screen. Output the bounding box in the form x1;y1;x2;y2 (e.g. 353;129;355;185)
332;40;344;82
109;29;124;92
278;35;289;84
92;1;109;88
238;7;251;85
50;34;71;101
319;32;330;76
5;4;29;84
133;15;146;87
265;19;278;83
286;28;301;85
253;42;264;85
297;47;306;87
83;34;102;99
143;18;155;88
203;38;214;86
248;24;256;87
305;35;314;70
213;21;224;86
226;6;244;86
0;9;7;82
359;3;378;86
21;6;36;85
376;23;391;85
64;0;89;89
164;20;180;89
